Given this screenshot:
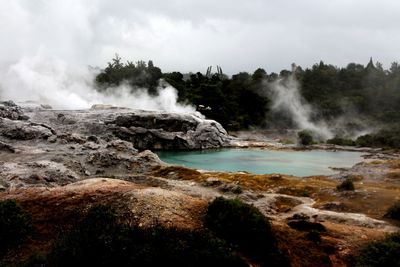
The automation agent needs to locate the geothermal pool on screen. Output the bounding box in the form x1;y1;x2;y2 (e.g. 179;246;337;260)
156;149;365;176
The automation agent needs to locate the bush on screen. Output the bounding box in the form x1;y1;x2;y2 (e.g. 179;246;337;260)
205;197;289;266
306;230;322;243
384;201;400;220
17;252;47;267
0;200;32;252
49;205;246;267
336;178;355;191
355;127;400;149
356;232;400;267
287;220;326;232
298;130;314;146
326;136;355;146
355;134;374;147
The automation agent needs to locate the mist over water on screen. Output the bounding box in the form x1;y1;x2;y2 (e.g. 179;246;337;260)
0;54;197;113
266;75;333;140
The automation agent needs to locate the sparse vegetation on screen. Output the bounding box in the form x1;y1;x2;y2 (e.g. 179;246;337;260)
279;138;295;145
300;188;311;197
384;201;400;220
326;136;355;146
205;197;289;266
356;232;400;267
0;199;32;253
336;178;355;191
47;205;246;267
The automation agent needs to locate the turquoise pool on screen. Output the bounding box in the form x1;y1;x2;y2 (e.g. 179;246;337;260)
156;149;364;176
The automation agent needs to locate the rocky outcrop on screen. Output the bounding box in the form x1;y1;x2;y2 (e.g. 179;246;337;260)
0;119;53;140
109;112;230;150
0;101;52;140
20;104;232;150
0;100;28;120
0;101;231;190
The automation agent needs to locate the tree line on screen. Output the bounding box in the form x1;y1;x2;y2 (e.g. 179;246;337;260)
95;55;400;147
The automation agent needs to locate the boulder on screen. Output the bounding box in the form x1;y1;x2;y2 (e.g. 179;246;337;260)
0;101;28;120
109;112;231;150
0;118;53;140
0;140;16;153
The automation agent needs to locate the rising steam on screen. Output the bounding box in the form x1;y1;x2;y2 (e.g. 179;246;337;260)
0;54;197;114
267;75;333;140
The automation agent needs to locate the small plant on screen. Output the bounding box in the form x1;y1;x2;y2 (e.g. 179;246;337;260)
280;139;295;145
0;199;32;252
384;201;400;220
300;189;311;197
298;130;313;146
356;232;400;267
232;186;243;194
336;178;355;191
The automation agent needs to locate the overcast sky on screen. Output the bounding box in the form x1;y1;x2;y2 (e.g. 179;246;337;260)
1;0;400;74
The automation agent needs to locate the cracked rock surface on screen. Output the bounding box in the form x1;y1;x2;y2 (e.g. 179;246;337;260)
0;102;232;190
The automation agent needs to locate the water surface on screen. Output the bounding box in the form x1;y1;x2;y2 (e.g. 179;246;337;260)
156;149;364;176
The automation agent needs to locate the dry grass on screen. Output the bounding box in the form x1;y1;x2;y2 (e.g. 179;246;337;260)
388;159;400;169
274;217;394;267
386;170;400;180
152;165;400;220
368;160;385;165
152;165;338;194
273;223;337;267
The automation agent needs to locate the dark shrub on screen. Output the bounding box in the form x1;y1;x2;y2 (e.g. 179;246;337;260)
355;127;400;149
306;230;322;243
298;130;313;146
384;201;400;220
336;178;355;191
287;221;326;232
356;232;400;267
49;205;246;267
355;134;374;147
17;252;47;267
205;197;289;266
0;199;32;252
327;136;355;146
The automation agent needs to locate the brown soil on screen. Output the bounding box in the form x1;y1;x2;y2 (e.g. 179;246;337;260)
0;178;207;263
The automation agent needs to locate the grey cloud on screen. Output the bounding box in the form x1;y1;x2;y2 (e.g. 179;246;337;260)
1;0;400;74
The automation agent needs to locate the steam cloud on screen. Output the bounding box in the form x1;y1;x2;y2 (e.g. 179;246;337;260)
267;75;333;140
0;1;198;114
0;54;197;114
